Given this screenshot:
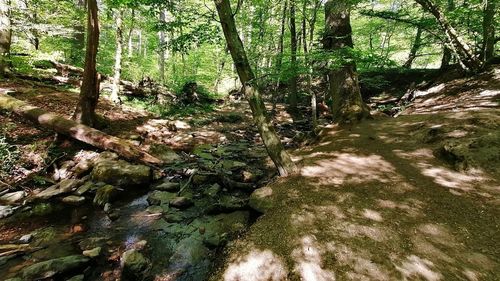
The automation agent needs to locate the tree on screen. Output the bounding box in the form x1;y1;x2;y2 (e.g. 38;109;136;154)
73;0;100;126
214;0;297;177
0;0;11;77
324;0;370;124
403;26;423;68
288;0;298;116
415;0;481;71
482;0;496;62
110;8;124;104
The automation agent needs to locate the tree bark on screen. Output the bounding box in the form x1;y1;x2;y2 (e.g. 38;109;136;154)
404;26;423;68
273;0;288;111
0;94;163;165
482;0;496;62
110;9;124;104
73;0;100;127
0;0;11;77
288;0;298;116
214;0;297;177
415;0;481;71
324;0;370;124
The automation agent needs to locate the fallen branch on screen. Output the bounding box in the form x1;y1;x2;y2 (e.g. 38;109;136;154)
0;94;163;166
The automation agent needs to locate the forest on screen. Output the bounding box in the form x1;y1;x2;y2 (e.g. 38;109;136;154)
0;0;498;280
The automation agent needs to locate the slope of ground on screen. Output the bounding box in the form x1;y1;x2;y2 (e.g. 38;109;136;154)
212;72;500;280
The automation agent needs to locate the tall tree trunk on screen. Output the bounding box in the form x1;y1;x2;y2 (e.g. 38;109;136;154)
288;0;298;116
324;0;370;124
214;0;297;177
482;0;496;62
158;10;166;84
415;0;481;71
73;0;100;127
0;0;11;77
273;0;288;112
110;9;124;104
403;26;423;68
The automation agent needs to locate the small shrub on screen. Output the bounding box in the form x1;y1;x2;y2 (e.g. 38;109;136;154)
0;134;20;176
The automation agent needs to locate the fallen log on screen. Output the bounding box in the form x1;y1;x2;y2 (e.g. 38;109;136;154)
0;94;163;166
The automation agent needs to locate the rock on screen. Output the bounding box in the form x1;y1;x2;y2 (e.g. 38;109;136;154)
221;160;246;170
103;203;112;213
164;212;185;223
62;195;86;205
192;173;218;185
79;237;107;251
83;247;101;258
148;144;181;164
75;181;93;196
0;205;15;219
35;179;81;200
121;249;151;280
146;205;164;214
73;159;94;177
93;185;119;206
0;191;26;204
241;169;264;183
209;195;247;213
30;203;55;216
249;186;274;213
153;181;181;192
67;275;84;281
19;234;33;243
91;160;151;187
108;211;121;221
192;211;249;247
167;236;210;279
147;191;176;205
203;183;221;197
170;197;193;209
19;255;89;280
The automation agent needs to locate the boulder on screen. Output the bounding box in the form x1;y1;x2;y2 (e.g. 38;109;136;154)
191;211;249;247
170;197;193;209
75;181;94;196
62;196;86;205
147;191;176;206
0;191;26;204
153;181;180;192
167;236;210;278
35;179;82;200
0;205;15;219
83;247;101;258
249;186;275;213
19;255;89;280
91;160;151;187
121;249;151;280
93;185;119;206
148;144;181;164
203;184;221;197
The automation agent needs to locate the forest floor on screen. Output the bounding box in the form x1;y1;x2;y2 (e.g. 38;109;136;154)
0;66;498;280
213;67;500;281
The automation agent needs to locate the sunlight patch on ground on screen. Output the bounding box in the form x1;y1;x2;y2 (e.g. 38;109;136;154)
396;255;443;281
223;249;288;281
292;235;336;281
301;153;398;185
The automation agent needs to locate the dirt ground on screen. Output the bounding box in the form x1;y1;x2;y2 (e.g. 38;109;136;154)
211;69;500;281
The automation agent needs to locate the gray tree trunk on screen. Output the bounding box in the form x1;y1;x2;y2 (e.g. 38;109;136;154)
73;0;100;127
482;0;496;62
0;0;11;77
404;26;423;68
214;0;297;177
110;9;124;104
324;0;370;124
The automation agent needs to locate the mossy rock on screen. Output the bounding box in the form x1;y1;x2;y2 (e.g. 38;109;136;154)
93;185;119;206
19;255;89;280
91;160;151;187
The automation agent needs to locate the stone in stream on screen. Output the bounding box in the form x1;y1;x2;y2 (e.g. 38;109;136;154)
147;191;177;206
67;275;84;281
91;159;151;187
203;183;221;198
121;249;151;280
18;255;89;280
62;195;86;205
83;247;101;258
249;186;275;214
167;235;210;279
75;181;93;196
208;195;247;213
153;181;181;192
34;179;82;200
0;191;26;204
0;205;15;219
146;205;164;214
19;234;33;243
93;185;119;206
148;144;181;164
170;197;193;209
191;211;250;247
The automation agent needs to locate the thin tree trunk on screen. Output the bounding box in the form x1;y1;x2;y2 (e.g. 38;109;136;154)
0;94;163;165
0;0;11;77
403;26;423;68
158;10;166;84
214;0;297;177
324;0;370;124
73;0;100;127
482;0;495;62
288;0;298;116
415;0;481;71
273;0;288;111
110;9;124;104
